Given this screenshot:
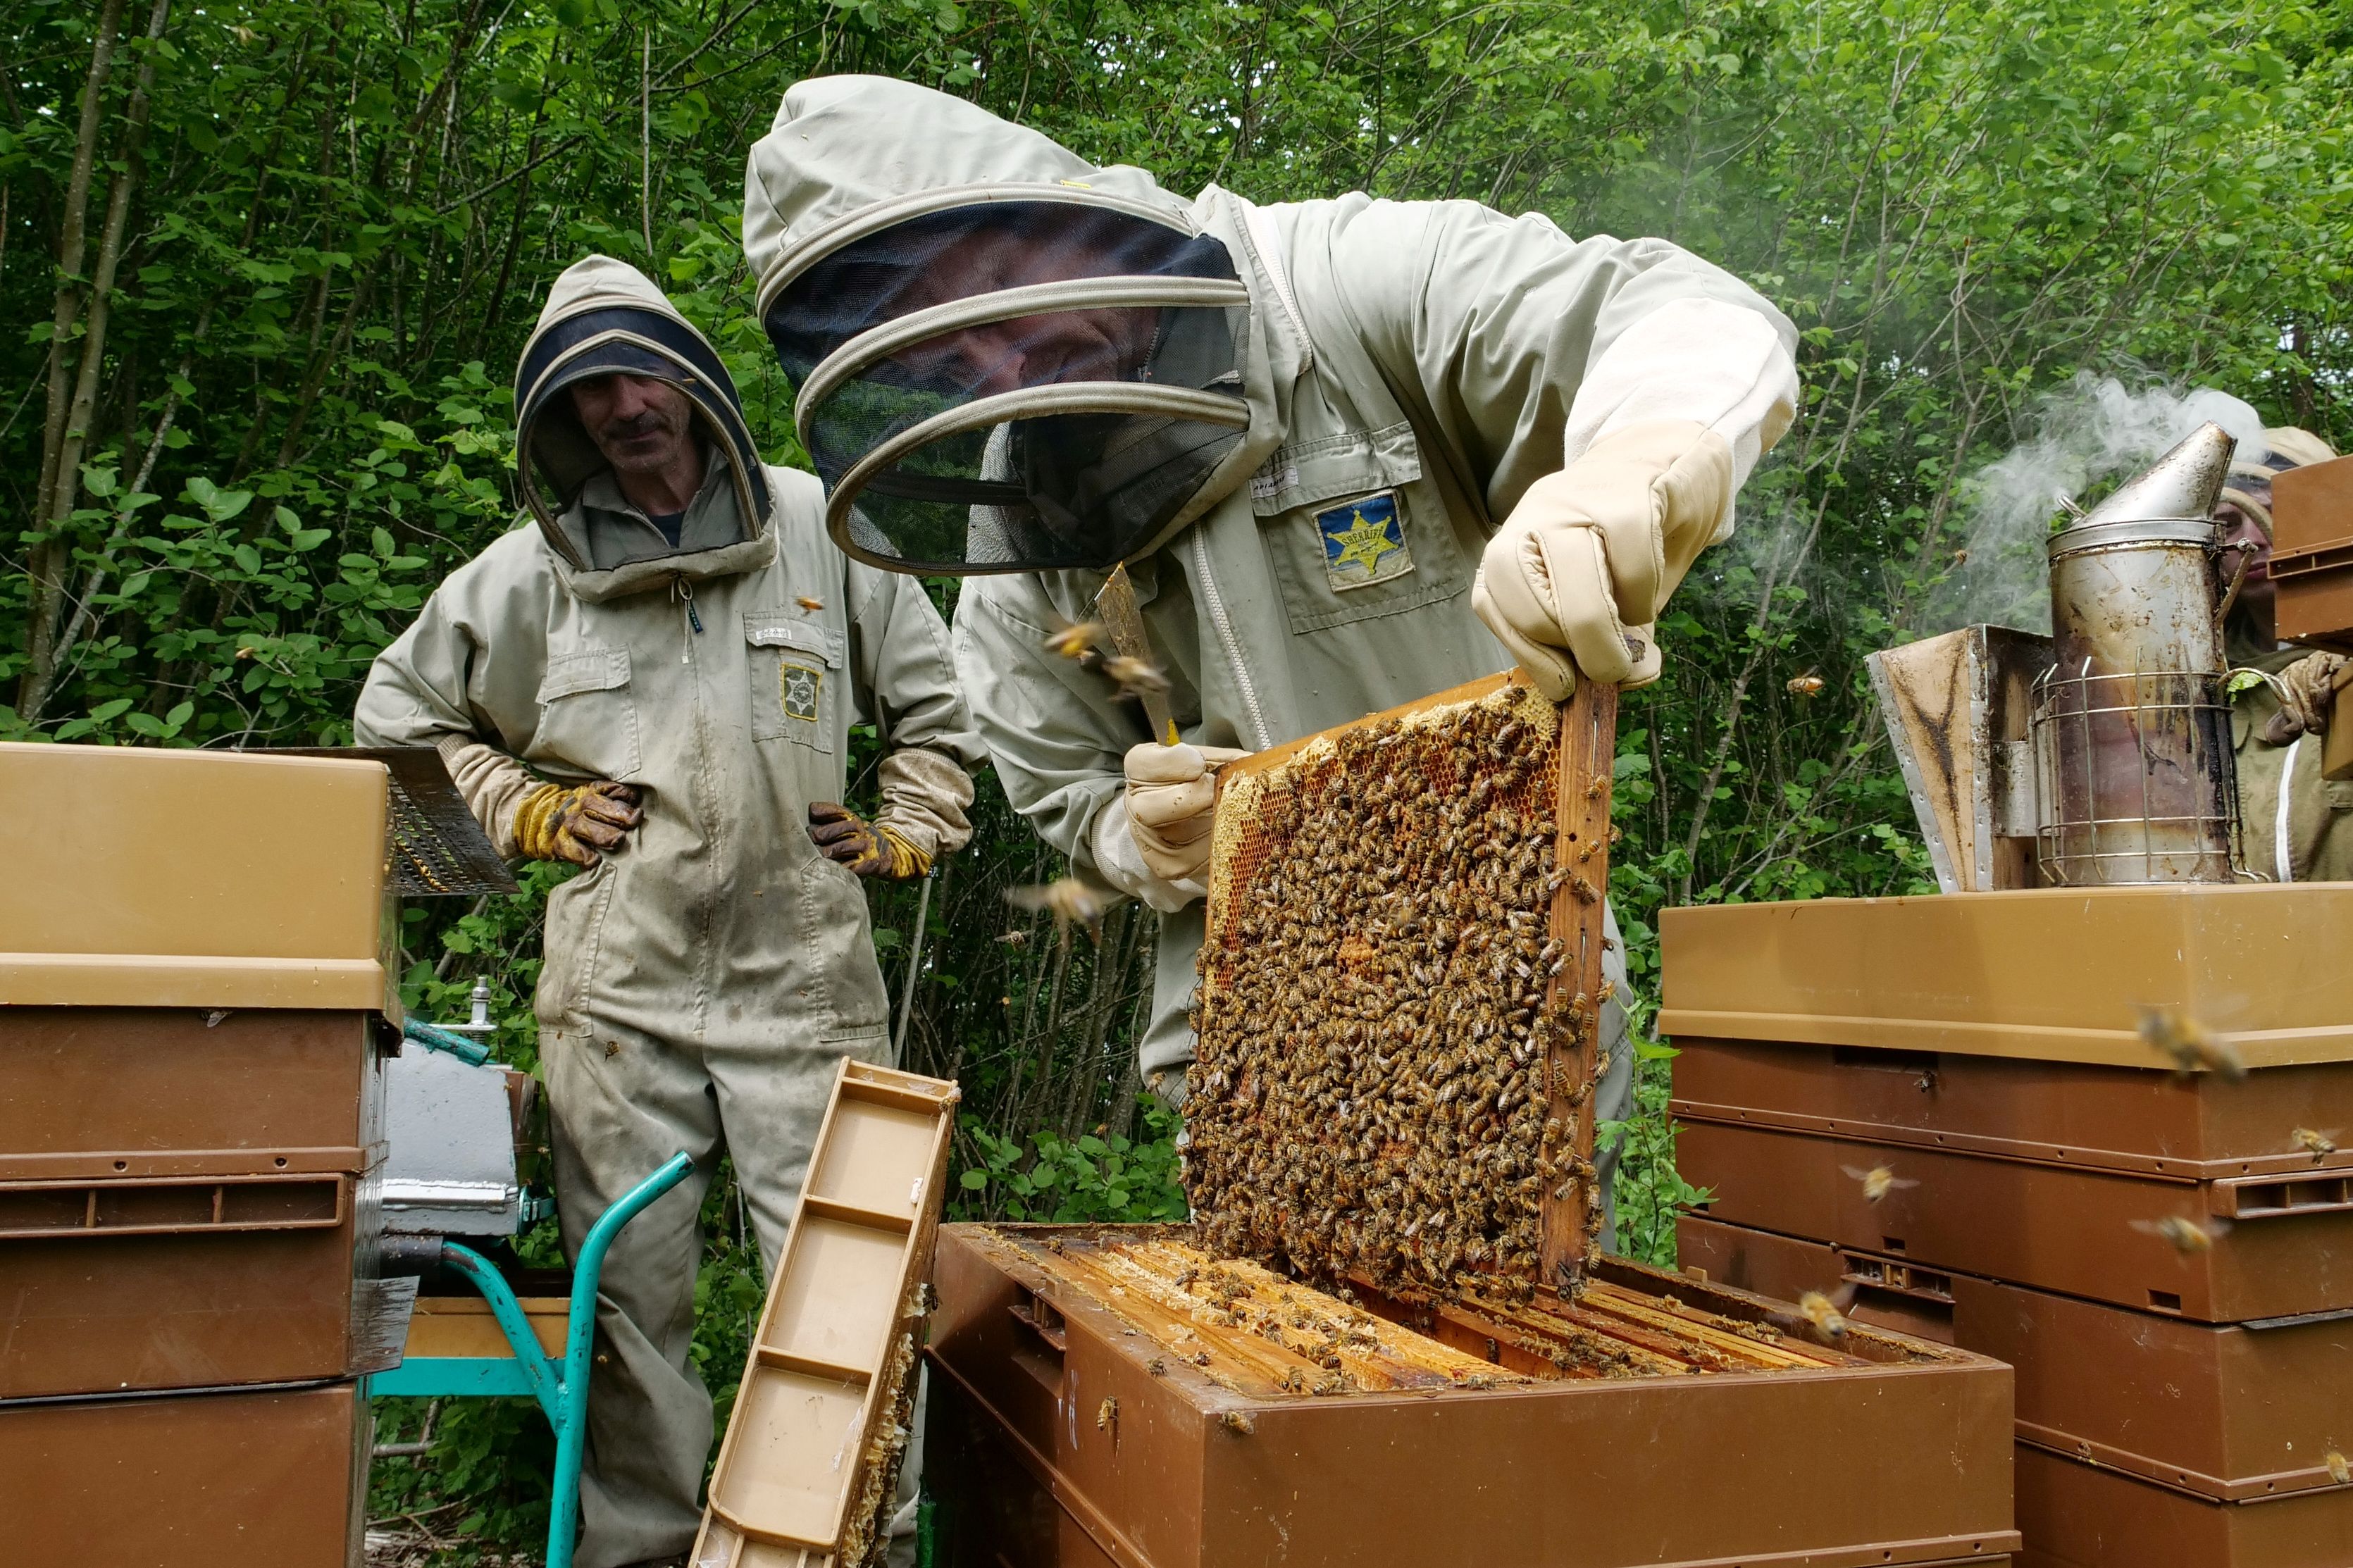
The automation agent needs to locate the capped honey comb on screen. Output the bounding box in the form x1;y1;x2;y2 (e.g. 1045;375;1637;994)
1188;675;1617;1302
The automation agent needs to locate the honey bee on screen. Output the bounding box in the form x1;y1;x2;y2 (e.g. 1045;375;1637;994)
1219;1410;1256;1436
2137;1006;2247;1081
1786;672;1825;697
1095;1398;1117;1432
2329;1450;2351;1486
1842;1164;1920;1205
1043;618;1106;660
794;595;824;611
2294;1128;2340;1161
1102;654;1171;699
1797;1289;1851;1341
1005;878;1112;943
2131;1214;2230;1254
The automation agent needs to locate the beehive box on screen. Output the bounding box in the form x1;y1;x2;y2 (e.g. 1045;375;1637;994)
928;1224;2017;1568
693;1059;957;1568
1683;1214;2353;1505
2014;1442;2353;1568
0;1379;371;1567
1660;886;2353;1320
0;744;398;1400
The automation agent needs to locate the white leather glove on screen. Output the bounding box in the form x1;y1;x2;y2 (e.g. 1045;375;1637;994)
1122;742;1250;883
1472;419;1734;700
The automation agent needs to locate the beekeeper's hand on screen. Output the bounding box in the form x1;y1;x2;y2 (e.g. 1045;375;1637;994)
807;801;931;880
1472;420;1734;700
1124;742;1250;883
514;779;643;866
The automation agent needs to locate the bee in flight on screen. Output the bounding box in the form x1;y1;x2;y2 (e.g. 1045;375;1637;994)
1042;618;1105;661
1842;1164;1920;1205
1005;878;1113;946
2137;1006;2247;1081
2130;1214;2231;1255
1796;1287;1854;1342
1102;654;1172;700
1786;671;1826;697
2294;1127;2340;1161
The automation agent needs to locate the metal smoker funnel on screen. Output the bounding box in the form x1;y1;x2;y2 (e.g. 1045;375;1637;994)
2031;422;2244;883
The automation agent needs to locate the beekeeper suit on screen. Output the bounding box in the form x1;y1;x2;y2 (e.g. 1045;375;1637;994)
2223;426;2353;882
355;256;983;1568
740;77;1798;1238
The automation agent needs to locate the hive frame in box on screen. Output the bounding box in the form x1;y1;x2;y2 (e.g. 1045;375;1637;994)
925;1223;2021;1568
693;1059;959;1568
1192;671;1617;1296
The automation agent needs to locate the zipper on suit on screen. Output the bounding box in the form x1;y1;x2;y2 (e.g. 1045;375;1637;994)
673;574;702;656
1190;530;1272;749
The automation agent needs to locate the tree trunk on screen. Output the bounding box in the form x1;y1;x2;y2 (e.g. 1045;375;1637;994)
20;0;129;717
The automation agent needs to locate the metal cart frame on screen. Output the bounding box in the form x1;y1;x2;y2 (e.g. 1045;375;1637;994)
371;1150;695;1568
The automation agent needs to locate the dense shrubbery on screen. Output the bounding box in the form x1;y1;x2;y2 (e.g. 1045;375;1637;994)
10;0;2352;1551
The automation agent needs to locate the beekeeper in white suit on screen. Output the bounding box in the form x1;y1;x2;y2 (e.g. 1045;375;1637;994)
740;75;1798;1246
356;255;983;1568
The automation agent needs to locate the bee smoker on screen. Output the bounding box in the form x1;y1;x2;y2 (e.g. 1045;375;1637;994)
2030;422;2247;884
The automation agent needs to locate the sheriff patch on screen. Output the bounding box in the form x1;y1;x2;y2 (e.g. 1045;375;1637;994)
1316;491;1413;592
780;661;823;724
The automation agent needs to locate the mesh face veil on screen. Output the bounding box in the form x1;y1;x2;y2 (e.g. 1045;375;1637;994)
760;190;1253;574
514;290;771;571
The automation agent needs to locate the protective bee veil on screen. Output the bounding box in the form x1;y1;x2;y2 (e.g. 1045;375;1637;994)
745;77;1257;574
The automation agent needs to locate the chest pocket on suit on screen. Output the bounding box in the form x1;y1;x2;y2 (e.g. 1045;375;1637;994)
1252;420;1470;635
745;613;844;750
533;647;640;780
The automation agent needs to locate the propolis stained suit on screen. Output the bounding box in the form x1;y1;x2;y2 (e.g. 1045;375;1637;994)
355;256;983;1567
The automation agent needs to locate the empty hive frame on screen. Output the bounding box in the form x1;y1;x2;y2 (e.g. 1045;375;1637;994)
693;1059;958;1568
1188;673;1618;1299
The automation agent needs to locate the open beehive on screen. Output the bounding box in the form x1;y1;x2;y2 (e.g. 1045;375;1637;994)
1188;673;1617;1298
693;1059;957;1568
929;1224;2018;1568
929;676;2018;1567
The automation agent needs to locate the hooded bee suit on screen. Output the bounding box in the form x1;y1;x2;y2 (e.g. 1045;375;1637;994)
354;256;983;1567
742;77;1798;1240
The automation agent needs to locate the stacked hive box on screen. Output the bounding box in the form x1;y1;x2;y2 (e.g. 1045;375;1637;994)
1663;886;2353;1568
0;744;401;1566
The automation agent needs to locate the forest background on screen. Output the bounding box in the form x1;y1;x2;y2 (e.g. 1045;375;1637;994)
7;0;2352;1551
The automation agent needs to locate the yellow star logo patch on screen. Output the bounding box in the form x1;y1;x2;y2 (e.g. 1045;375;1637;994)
1329;509;1402;575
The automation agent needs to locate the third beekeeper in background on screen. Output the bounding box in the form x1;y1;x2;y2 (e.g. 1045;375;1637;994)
356;256;982;1568
739;75;1799;1241
2218;425;2353;881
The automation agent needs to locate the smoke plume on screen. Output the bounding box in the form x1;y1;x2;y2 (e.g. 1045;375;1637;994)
1933;373;2268;632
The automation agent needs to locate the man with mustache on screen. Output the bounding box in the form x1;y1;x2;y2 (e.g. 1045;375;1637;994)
355;256;983;1568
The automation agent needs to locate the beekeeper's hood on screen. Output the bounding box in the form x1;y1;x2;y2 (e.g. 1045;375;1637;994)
2219;425;2339;541
514;255;772;575
743;75;1254;575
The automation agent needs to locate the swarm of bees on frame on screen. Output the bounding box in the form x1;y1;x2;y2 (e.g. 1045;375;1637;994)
1185;686;1606;1305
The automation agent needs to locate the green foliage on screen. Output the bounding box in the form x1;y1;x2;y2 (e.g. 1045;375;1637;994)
952;1101;1189;1224
1601;1040;1713;1269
